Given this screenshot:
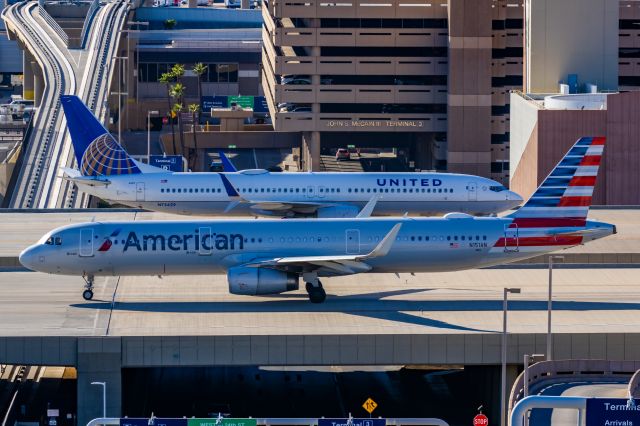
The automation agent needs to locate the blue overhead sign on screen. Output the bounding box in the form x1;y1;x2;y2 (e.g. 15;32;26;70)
586;398;640;426
253;96;268;113
121;420;188;426
149;155;184;172
202;96;229;111
318;419;385;426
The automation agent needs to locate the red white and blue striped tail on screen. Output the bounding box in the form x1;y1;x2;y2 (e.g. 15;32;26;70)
509;136;605;221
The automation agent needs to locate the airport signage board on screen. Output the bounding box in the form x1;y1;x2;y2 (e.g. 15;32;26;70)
318;419;385;426
202;96;229;111
149;155;184;172
121;419;187;426
188;419;257;426
586;398;640;426
229;96;254;109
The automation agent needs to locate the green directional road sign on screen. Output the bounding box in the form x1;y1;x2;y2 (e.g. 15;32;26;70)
188;419;257;426
228;96;254;109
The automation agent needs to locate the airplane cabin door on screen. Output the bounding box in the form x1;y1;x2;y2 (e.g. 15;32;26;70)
467;182;477;201
135;183;145;201
345;229;360;254
79;229;94;257
199;227;212;255
503;223;519;252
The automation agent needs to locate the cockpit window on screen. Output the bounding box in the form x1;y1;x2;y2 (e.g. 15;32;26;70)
46;236;62;245
489;185;506;192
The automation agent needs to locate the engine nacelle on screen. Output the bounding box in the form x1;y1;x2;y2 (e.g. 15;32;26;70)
228;267;299;295
316;204;360;218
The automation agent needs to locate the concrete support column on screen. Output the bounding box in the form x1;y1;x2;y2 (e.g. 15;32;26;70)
77;337;122;426
504;365;520;425
446;0;493;177
32;63;44;108
22;51;35;101
301;131;321;171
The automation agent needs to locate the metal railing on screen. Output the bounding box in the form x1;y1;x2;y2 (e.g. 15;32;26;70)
36;4;69;46
79;0;99;49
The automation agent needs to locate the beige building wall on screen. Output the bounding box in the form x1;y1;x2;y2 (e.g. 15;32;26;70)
525;0;619;93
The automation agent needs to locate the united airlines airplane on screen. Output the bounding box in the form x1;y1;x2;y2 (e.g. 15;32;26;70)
59;95;522;217
21;137;614;303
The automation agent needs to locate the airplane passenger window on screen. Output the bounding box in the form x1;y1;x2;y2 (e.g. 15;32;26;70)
261;189;265;192
425;236;430;241
367;189;371;193
267;189;271;193
178;189;182;193
280;238;285;243
454;236;458;241
348;189;352;193
354;189;358;193
410;236;415;241
461;236;465;241
296;188;300;193
418;236;422;241
403;189;407;193
251;238;255;243
447;236;451;241
476;236;480;240
160;189;164;193
195;189;198;193
189;189;193;193
258;238;262;243
337;189;340;193
284;189;287;193
450;189;454;193
483;236;487;240
278;189;282;192
217;188;221;193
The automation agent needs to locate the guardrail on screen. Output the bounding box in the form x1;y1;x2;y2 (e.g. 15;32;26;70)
79;0;99;49
36;3;69;46
509;360;640;413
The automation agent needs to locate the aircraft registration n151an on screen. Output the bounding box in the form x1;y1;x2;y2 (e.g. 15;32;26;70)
59;95;522;217
21;136;614;303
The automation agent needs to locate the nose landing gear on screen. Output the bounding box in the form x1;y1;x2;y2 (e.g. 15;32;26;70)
82;275;94;300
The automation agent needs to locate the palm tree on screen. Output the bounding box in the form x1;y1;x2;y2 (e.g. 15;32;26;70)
192;63;207;104
171;102;184;154
158;72;176;154
188;103;200;170
163;19;176;30
171;64;185;85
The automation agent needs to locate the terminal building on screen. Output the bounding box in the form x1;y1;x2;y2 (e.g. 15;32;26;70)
261;0;523;180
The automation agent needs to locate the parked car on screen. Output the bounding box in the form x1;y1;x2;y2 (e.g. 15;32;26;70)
335;148;350;161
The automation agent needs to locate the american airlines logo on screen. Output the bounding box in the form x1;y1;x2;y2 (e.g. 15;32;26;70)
121;231;245;252
376;178;442;187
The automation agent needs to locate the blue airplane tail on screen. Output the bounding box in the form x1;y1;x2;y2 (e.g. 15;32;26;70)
60;95;141;176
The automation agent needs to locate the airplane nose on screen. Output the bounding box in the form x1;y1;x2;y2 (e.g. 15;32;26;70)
19;246;38;271
507;190;524;204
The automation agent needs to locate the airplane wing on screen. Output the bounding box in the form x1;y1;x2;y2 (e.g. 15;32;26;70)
243;223;401;276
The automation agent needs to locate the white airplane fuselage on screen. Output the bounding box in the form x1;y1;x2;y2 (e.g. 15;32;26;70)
75;170;522;217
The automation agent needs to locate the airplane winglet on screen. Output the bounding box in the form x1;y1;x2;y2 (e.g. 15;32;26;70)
218;151;238;172
364;223;402;259
356;195;381;218
217;173;240;197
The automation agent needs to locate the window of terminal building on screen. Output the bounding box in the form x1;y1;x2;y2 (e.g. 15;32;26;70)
138;63;239;83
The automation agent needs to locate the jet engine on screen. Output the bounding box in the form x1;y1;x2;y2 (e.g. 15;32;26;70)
228;267;299;295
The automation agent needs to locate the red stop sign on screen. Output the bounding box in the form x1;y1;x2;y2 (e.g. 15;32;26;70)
473;414;488;426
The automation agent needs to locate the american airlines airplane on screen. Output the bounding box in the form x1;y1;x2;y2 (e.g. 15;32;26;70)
20;137;614;303
59;95;522;217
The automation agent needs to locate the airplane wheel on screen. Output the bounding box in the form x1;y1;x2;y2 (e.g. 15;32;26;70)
308;284;326;304
82;289;94;301
305;281;323;294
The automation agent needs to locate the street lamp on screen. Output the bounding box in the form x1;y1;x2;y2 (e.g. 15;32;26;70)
147;110;159;163
501;287;521;426
90;381;106;418
111;56;128;144
523;354;545;398
547;255;564;361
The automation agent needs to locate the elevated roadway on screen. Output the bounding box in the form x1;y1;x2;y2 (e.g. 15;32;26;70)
1;0;128;209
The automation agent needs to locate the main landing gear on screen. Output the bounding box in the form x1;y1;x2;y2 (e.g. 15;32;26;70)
305;280;326;304
82;275;94;300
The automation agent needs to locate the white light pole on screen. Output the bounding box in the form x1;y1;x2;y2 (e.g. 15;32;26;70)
91;381;106;418
502;287;521;426
112;56;128;144
547;255;564;361
147;110;159;163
